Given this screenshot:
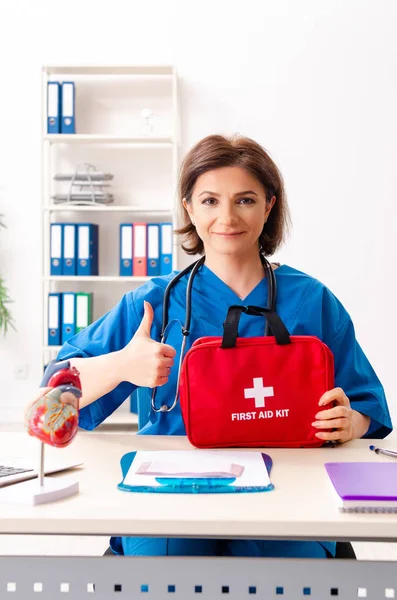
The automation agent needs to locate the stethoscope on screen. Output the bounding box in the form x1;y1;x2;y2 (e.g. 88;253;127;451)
151;253;277;413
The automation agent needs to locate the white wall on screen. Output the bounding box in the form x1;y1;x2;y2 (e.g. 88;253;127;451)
0;0;396;425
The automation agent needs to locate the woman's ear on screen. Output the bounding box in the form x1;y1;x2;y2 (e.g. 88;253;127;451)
183;197;195;225
265;195;277;219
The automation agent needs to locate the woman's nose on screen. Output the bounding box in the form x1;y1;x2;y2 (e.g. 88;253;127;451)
217;207;238;224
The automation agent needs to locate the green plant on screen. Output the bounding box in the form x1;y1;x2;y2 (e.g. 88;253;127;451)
0;215;15;336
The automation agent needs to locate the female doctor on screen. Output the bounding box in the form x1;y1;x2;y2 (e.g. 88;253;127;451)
39;134;391;558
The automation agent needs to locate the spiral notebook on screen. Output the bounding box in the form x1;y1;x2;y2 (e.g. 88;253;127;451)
325;462;397;513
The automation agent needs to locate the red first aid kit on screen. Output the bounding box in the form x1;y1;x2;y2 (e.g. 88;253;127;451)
179;305;334;448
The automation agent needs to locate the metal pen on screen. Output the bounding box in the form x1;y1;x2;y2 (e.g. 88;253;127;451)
39;442;45;486
369;445;397;458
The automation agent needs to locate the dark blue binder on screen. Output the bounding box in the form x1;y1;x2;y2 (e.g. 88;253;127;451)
50;223;63;276
62;223;77;276
160;222;173;275
48;293;62;346
61;292;76;344
47;82;61;134
119;224;133;276
77;224;99;276
147;223;160;276
61;82;75;134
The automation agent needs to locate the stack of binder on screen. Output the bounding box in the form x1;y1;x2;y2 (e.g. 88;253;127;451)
52;163;114;206
50;223;99;276
47;81;76;134
48;292;93;345
120;222;173;277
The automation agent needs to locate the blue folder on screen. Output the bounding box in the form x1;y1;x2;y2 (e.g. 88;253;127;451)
47;82;61;134
62;223;77;276
50;223;63;276
61;292;76;344
48;293;62;346
119;224;133;276
77;224;99;276
147;223;160;276
160;222;173;275
61;82;75;134
118;452;273;494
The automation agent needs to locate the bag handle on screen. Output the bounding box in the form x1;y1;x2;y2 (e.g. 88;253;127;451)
221;305;291;349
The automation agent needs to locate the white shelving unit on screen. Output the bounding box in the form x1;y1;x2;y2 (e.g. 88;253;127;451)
41;65;179;425
43;276;151;283
43;134;173;145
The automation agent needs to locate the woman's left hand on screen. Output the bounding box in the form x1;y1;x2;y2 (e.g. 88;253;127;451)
312;387;370;443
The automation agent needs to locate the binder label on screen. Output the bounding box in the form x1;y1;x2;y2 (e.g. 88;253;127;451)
121;226;132;258
48;296;59;328
63;293;75;323
48;84;59;118
63;84;74;117
161;224;172;254
51;225;62;258
64;225;75;258
148;225;159;258
78;225;89;259
134;225;146;257
76;295;88;328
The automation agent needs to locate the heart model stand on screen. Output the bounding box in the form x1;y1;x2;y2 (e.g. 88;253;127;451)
2;441;80;505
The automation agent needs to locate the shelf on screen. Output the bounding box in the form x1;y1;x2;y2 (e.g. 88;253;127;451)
41;64;178;378
43;65;174;76
43;134;174;145
43;205;173;213
43;276;151;282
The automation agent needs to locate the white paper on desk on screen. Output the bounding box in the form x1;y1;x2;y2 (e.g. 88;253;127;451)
123;450;270;488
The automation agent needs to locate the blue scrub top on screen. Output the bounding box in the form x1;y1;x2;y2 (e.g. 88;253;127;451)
58;262;392;439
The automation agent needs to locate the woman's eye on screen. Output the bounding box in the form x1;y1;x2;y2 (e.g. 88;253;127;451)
238;197;255;205
202;197;255;205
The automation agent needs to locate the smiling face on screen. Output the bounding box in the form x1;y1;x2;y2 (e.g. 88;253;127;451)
183;166;276;258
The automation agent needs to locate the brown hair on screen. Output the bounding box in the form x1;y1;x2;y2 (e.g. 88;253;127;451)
175;134;291;256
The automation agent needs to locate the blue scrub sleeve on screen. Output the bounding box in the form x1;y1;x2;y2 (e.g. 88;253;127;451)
57;292;139;431
329;317;392;438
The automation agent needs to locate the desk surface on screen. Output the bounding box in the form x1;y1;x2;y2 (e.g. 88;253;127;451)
1;432;397;541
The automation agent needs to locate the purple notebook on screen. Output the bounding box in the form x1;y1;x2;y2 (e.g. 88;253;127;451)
325;462;397;513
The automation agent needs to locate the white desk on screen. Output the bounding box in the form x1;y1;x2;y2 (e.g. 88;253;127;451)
1;433;397;599
0;432;396;542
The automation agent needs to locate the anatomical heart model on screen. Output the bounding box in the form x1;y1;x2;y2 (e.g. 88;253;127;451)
25;364;82;448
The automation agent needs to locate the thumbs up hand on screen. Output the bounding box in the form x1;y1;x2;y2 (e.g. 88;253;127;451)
119;301;176;388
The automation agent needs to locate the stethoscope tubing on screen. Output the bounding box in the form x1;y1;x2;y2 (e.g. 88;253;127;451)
151;253;277;413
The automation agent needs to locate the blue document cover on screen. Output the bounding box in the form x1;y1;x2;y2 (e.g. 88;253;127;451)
48;293;62;346
160;222;173;275
147;223;160;276
62;223;77;276
61;292;76;344
118;451;273;494
47;82;61;134
119;224;133;276
77;224;99;276
50;223;63;275
61;81;75;134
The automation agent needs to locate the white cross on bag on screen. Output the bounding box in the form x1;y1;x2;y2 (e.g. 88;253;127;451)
244;377;274;408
